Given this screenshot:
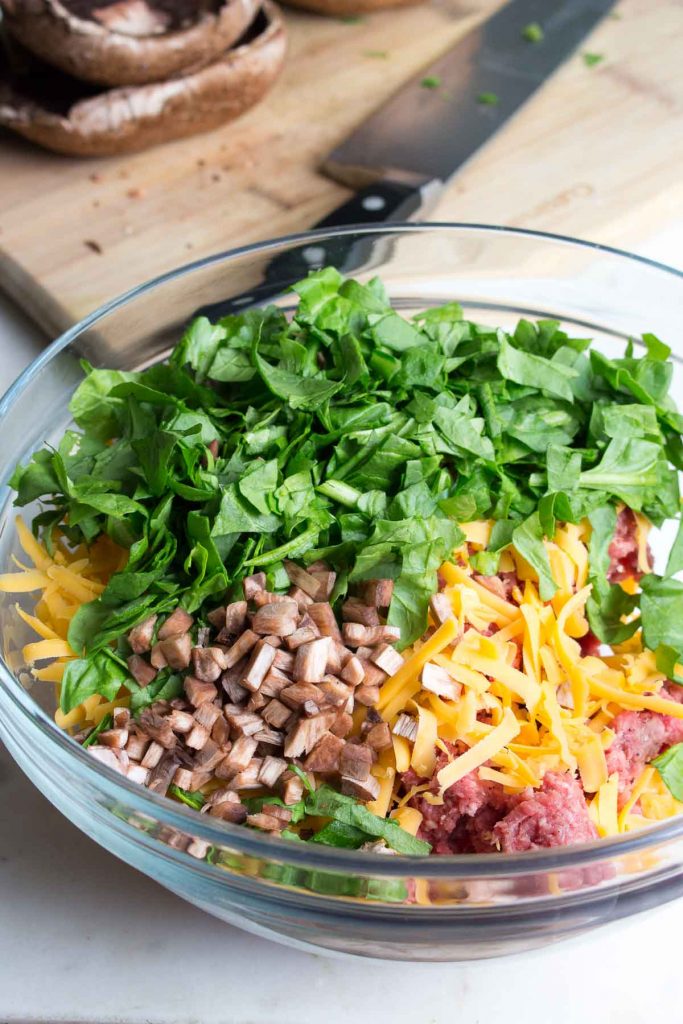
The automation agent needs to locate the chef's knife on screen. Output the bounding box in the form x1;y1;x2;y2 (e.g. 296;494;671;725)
205;0;616;314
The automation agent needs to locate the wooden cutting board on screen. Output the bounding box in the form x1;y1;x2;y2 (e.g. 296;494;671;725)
0;0;681;337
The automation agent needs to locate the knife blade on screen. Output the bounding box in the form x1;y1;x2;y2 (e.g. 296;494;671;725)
202;0;615;316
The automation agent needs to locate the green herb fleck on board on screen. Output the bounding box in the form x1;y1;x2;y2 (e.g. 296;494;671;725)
522;22;544;43
477;91;499;106
364;49;389;59
583;52;604;67
340;14;363;21
421;76;442;90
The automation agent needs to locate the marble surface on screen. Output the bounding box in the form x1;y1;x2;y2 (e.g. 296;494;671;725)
0;231;681;1022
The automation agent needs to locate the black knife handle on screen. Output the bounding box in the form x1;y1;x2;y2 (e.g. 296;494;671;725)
198;179;441;320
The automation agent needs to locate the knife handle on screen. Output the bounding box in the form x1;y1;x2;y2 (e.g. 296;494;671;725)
197;179;440;320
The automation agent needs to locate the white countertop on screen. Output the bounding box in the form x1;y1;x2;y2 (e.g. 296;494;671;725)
0;230;681;1023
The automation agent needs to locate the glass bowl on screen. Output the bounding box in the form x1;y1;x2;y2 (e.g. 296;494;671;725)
1;224;682;963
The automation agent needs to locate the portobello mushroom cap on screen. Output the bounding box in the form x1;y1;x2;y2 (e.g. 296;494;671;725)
0;3;287;156
0;0;261;86
279;0;420;13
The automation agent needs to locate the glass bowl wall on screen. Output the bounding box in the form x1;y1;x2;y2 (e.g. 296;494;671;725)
1;225;682;961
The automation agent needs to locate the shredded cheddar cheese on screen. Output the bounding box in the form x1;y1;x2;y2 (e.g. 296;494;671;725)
373;514;683;835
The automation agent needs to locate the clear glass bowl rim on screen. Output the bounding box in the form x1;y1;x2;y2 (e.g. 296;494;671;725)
2;221;683;880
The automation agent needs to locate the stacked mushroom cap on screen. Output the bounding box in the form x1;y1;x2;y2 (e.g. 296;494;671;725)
0;0;287;155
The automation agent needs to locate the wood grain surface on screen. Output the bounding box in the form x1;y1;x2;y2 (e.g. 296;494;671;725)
0;0;681;336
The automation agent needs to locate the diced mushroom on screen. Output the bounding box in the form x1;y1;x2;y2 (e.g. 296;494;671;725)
247;691;268;713
187;838;210;859
284;625;320;651
253;590;292;608
421;663;462;700
113;707;131;729
167;709;195;734
138;709;176;749
393;714;418;742
280;682;325;711
260;667;292;698
224;707;264;736
210;797;248;823
194;739;225;772
191;645;228;683
216;736;258;778
429;592;455;625
341;774;380;801
184;677;218;707
158;608;194;640
184;720;208;753
159;633;193;670
173;766;194;790
281;773;304;805
246;812;285;832
307;603;342;642
193;703;222;731
371;644;404;676
147;754;179;796
211;714;231;747
253;727;284;746
150;643;168;669
262;634;283;648
283;559;322;598
224;600;248;635
128;614;157;653
304;732;344;772
241;640;277;692
284;711;336;758
293;637;331;683
141;740;165;769
359;579;394;609
126;764;150;785
318;677;353;708
325;641;343;675
262;698;293;729
196;626;212;648
99;728;128;749
125;733;150;761
330;711;354;738
365;721;393;752
226;759;263;790
354;683;381;707
309;570;336;600
242;572;267;599
207;605;227;630
258;755;288;788
272;648;295;672
251;600;299;637
288;586;314;611
341;598;380;627
88;745;128;774
342;623;401;647
224;629;259;667
302;699;321;718
222;676;249;705
340;742;372;781
357;660;387;688
340;655;365;687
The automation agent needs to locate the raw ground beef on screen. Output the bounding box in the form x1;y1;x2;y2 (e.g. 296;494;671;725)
491;772;598;852
608;507;651;582
605;684;683;806
404;753;596;854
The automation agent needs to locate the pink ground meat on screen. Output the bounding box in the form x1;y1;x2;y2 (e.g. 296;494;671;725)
605;684;683;806
404;754;596;854
491;772;598;852
608;507;651;582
